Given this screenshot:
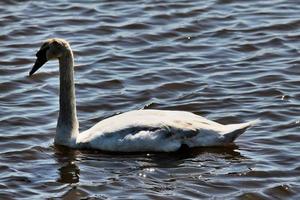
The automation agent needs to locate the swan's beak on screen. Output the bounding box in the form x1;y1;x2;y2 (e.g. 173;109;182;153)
29;48;48;76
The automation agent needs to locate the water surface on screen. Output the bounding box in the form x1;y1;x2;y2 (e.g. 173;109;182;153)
0;0;300;199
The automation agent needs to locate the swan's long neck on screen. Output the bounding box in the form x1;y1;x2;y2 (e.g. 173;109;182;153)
55;47;79;147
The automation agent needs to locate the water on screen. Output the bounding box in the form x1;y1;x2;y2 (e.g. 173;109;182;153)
1;0;300;199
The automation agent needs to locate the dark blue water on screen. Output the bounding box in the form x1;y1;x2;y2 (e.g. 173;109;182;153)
1;0;300;199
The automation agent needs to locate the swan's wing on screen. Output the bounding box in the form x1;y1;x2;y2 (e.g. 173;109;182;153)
77;110;253;152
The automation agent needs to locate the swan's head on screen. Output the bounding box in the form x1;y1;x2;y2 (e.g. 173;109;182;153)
29;38;70;76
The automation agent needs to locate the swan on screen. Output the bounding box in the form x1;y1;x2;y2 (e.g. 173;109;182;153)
29;38;256;152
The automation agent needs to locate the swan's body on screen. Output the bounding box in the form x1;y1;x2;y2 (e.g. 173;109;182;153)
77;109;255;152
29;38;256;152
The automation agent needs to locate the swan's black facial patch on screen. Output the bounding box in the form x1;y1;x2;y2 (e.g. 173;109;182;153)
36;46;48;58
29;46;49;76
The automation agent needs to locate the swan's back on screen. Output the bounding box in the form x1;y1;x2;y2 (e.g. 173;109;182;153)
77;110;254;152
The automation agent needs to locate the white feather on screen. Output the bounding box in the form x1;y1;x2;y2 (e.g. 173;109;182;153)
77;110;256;152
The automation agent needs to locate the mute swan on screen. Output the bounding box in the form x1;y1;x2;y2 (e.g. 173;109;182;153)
29;38;256;152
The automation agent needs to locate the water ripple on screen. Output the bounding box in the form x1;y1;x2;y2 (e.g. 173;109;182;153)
0;0;300;199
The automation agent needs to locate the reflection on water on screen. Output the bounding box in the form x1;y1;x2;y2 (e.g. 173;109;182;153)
53;144;250;195
55;146;80;184
0;0;300;199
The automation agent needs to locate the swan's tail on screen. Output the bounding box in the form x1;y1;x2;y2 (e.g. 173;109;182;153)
222;119;259;143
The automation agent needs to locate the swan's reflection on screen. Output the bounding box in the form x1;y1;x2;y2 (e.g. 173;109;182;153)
54;145;80;184
53;144;248;184
142;144;247;168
